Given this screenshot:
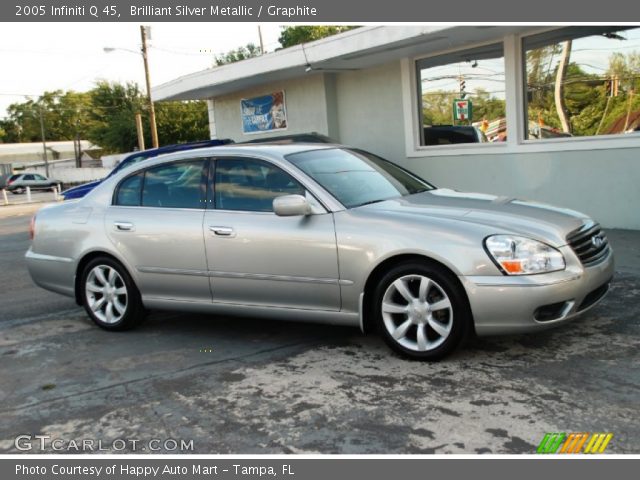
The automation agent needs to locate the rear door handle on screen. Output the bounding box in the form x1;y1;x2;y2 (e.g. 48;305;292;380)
114;221;134;231
209;226;235;237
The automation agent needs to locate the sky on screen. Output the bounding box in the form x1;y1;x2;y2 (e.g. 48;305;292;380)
3;24;638;120
0;23;283;118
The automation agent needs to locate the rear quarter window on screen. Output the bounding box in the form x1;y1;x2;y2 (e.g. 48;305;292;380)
115;174;143;206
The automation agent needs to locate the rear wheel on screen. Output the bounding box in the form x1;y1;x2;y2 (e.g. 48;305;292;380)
81;256;145;331
11;187;25;194
374;261;471;360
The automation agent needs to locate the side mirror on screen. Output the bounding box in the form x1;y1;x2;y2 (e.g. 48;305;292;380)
273;194;312;217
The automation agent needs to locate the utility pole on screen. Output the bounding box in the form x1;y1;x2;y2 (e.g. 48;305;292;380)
135;112;145;151
258;25;265;54
140;25;159;148
554;40;572;134
38;103;49;177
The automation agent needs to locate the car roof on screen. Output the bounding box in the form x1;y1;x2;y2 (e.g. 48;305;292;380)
238;133;334;144
119;143;341;172
167;142;336;157
115;135;337;172
120;139;233;162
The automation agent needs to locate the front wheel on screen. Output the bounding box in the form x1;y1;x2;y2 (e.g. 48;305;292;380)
81;256;145;331
373;262;471;360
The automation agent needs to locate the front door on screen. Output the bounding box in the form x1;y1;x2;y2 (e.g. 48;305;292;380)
203;156;341;311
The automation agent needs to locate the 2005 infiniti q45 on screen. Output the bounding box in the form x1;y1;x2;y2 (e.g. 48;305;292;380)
26;145;614;360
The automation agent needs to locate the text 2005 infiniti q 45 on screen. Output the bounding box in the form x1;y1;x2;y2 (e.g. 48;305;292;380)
26;145;614;360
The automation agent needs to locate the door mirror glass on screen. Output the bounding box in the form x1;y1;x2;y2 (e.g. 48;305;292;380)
273;194;311;217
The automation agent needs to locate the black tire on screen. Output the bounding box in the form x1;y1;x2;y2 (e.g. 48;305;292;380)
373;261;471;361
11;187;24;195
80;256;146;331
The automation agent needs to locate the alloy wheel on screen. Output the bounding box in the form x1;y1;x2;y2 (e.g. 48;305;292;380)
85;265;128;324
381;274;453;352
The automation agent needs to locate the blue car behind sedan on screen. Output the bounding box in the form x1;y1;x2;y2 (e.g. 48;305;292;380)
61;139;234;200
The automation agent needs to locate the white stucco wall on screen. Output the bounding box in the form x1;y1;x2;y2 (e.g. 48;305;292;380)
211;74;332;142
334;61;407;161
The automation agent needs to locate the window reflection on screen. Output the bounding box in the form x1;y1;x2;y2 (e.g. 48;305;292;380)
214;158;304;212
417;44;507;145
524;27;640;139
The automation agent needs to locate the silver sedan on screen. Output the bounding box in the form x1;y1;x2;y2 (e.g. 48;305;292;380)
25;145;614;360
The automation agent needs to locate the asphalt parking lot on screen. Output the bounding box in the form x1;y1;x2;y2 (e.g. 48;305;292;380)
0;203;638;454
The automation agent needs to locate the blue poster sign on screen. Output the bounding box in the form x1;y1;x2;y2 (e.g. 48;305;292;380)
241;91;288;134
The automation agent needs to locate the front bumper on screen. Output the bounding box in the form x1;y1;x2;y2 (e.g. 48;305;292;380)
462;245;614;336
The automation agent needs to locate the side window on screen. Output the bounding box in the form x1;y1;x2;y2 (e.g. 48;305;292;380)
115;173;143;206
23;175;35;181
34;174;46;180
214;158;305;212
142;160;206;209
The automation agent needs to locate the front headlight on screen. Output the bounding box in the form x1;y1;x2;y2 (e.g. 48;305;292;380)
484;235;565;275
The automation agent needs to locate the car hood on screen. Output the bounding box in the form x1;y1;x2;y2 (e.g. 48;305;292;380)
361;188;591;247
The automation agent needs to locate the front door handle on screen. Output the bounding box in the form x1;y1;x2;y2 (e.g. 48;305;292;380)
114;221;134;231
209;226;235;237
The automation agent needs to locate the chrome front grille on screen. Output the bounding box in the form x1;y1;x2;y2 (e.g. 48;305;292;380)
566;223;610;266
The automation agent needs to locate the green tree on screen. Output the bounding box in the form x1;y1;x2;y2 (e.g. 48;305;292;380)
87;82;210;152
86;81;147;153
278;26;357;48
0;82;211;151
422;90;457;125
1;90;92;143
0;118;21;143
215;43;261;65
155;101;209;144
472;88;506;123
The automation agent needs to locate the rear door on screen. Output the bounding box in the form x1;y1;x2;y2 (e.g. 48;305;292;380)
104;158;211;302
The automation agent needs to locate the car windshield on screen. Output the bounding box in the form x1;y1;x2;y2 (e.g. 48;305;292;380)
287;148;433;208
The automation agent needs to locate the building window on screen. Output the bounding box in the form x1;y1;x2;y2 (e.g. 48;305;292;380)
416;43;507;146
523;27;640;140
